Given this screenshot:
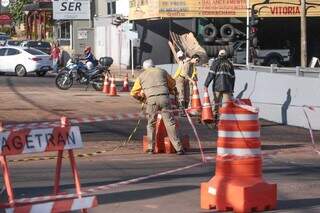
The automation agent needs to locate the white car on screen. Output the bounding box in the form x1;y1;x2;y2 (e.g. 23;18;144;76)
0;46;52;77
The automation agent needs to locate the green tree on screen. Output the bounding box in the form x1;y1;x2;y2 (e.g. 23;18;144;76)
9;0;32;24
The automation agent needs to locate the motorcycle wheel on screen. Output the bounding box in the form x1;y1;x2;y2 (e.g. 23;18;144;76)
55;72;73;90
92;76;104;91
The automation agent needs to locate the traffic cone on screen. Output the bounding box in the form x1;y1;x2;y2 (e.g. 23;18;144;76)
189;81;202;115
143;114;189;154
201;90;214;123
121;73;130;92
200;100;277;212
102;75;110;94
143;114;166;153
109;75;118;96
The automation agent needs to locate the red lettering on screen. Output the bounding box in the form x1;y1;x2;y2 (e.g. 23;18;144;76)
270;7;277;14
269;6;300;15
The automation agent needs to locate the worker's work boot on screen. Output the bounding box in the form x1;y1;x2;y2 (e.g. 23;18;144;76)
176;149;185;155
146;149;154;154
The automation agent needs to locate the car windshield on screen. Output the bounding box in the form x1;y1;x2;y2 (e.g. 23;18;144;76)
7;40;21;46
25;48;47;55
27;41;51;48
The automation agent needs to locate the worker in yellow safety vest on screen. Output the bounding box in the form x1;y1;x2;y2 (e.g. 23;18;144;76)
174;54;200;114
130;59;185;155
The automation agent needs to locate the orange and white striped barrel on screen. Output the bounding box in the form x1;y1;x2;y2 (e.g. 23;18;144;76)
201;100;277;212
216;101;262;177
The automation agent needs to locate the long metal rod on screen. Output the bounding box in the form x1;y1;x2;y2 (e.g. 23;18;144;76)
246;0;250;69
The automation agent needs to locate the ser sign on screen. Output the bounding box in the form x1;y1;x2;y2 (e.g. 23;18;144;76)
53;0;91;20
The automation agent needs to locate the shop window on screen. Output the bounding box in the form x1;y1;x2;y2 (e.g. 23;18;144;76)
107;1;116;15
57;21;70;45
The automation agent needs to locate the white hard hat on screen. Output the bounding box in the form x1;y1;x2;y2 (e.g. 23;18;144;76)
177;50;184;58
218;49;227;57
143;59;154;69
86;61;94;70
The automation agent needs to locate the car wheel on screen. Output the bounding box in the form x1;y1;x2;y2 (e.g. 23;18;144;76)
36;71;47;77
15;65;27;77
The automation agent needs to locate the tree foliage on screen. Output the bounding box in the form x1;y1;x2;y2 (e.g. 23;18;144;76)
9;0;32;24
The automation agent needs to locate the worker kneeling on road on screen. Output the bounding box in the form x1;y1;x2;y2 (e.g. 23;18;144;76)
130;59;185;155
204;49;235;124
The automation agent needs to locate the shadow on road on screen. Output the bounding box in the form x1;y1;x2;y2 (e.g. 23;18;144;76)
261;144;304;151
278;198;320;210
5;78;62;118
96;185;198;204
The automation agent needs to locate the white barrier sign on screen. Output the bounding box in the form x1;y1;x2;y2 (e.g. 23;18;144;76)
53;0;91;20
0;126;83;155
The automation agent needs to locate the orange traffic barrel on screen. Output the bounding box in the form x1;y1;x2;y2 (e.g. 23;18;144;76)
201;100;277;212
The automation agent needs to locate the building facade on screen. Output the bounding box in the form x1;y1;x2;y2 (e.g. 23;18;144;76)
94;0;131;67
129;0;320;66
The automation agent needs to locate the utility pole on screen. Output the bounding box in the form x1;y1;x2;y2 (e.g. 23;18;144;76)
246;0;250;69
301;0;307;67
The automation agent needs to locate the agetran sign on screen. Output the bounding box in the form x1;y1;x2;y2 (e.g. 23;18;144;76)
53;0;91;20
0;126;83;155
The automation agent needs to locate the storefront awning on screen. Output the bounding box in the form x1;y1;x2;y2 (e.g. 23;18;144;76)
0;14;11;25
129;0;320;20
23;2;52;11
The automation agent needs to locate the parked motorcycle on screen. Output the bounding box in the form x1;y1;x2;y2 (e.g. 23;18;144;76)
55;57;113;91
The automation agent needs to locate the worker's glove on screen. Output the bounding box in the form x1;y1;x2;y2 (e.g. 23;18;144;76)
135;95;146;103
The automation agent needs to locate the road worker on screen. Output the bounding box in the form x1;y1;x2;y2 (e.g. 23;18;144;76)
173;50;186;79
130;59;185;155
175;54;200;113
204;49;235;124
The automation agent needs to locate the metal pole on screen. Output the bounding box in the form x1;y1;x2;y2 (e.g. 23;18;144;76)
131;39;134;77
119;27;122;74
301;0;307;67
89;0;92;28
246;0;250;69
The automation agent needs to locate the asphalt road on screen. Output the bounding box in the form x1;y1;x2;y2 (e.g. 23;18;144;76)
0;73;320;212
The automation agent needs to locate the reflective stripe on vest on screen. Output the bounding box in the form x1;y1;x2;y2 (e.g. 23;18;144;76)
173;67;182;79
191;67;197;79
